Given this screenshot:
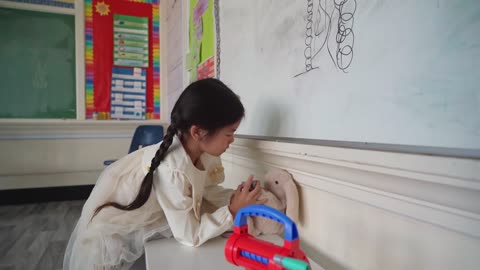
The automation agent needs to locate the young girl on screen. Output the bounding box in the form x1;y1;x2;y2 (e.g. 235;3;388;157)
63;78;266;270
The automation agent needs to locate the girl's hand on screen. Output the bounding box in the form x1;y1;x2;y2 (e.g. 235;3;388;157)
228;175;268;217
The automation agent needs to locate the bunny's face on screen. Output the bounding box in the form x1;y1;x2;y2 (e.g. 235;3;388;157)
264;169;293;202
263;168;300;223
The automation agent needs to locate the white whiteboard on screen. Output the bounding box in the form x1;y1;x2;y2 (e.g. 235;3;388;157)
219;0;480;150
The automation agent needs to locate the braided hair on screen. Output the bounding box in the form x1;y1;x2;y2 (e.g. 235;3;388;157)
92;78;244;219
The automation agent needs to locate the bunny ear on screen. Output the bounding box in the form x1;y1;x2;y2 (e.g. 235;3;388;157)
284;177;300;223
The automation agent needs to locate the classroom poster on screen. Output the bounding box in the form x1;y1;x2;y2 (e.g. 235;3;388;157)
85;0;160;120
187;0;216;82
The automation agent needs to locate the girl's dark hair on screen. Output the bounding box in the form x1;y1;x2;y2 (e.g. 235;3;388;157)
92;78;244;219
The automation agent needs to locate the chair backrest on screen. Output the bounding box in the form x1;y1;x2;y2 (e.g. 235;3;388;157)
129;125;164;153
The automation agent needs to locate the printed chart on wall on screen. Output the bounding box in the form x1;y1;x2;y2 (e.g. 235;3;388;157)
114;14;149;68
219;0;480;150
110;67;147;119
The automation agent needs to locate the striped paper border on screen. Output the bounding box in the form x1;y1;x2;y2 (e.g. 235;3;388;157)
85;0;94;118
150;3;160;119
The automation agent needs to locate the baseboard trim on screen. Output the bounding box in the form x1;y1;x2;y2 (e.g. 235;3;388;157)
0;185;94;205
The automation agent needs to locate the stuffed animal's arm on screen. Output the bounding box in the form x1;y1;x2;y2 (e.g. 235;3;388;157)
248;190;285;236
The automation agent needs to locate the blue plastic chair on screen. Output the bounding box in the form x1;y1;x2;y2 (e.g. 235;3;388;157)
104;125;164;166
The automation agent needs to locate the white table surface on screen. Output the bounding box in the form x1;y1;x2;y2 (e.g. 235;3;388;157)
145;234;324;270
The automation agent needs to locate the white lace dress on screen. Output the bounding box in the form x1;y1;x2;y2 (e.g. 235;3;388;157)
63;136;235;270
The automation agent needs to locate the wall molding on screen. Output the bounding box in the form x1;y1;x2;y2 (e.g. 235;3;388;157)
225;138;480;238
0;120;167;139
0;123;134;190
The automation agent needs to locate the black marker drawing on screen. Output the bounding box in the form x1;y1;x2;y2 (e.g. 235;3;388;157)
294;0;356;78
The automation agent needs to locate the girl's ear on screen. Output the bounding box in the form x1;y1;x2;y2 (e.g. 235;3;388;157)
189;125;208;141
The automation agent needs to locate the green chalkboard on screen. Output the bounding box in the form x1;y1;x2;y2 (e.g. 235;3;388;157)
0;7;76;119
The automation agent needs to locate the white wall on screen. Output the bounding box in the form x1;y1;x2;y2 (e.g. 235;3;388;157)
0;120;166;190
221;138;480;270
163;0;188;120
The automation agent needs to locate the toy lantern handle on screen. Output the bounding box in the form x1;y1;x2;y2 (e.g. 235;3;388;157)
234;205;299;242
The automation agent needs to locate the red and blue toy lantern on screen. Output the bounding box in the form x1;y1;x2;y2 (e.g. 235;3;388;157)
225;205;310;270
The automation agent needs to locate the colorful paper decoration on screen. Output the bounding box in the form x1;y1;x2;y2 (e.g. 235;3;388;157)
95;1;110;15
110;67;146;120
197;56;215;80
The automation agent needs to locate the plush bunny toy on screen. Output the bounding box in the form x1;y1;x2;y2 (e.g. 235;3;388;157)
247;169;299;236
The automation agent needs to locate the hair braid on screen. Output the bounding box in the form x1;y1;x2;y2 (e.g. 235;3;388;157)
91;125;177;220
149;125;176;173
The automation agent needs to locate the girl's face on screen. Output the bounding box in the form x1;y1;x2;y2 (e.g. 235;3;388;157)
200;120;241;156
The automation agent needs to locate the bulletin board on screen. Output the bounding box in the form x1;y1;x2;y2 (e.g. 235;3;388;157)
85;0;160;120
0;6;76;119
